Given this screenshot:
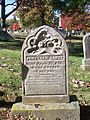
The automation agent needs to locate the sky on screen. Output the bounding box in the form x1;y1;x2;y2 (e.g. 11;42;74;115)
0;0;16;19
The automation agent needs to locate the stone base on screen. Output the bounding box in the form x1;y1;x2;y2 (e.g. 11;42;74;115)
22;94;69;104
81;59;90;71
11;98;80;120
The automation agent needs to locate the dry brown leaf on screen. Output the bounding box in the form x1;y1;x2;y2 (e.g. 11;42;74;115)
79;81;85;88
71;79;79;84
8;68;16;72
76;72;80;75
1;57;6;59
1;64;8;67
86;81;90;88
19;87;22;90
73;84;79;88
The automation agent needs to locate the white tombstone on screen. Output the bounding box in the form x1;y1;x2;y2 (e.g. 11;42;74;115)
81;33;90;70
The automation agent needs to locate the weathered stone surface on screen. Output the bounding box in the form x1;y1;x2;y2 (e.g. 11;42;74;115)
21;25;69;103
83;33;90;59
81;59;90;71
81;33;90;71
11;101;80;120
11;26;80;119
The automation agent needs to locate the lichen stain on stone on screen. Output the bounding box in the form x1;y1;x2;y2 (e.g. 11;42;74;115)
11;104;25;111
11;103;75;115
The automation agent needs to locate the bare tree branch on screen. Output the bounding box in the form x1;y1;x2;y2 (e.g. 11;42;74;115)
5;0;21;7
5;2;16;7
5;1;20;18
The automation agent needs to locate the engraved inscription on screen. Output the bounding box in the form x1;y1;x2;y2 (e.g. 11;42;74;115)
25;54;66;95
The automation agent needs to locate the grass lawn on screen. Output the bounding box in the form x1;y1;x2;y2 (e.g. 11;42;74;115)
0;35;90;119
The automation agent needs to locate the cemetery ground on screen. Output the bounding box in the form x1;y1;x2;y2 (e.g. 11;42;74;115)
0;34;90;120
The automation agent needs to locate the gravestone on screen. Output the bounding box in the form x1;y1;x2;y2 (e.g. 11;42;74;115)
11;25;80;120
81;33;90;70
21;25;69;103
0;30;14;41
67;43;75;53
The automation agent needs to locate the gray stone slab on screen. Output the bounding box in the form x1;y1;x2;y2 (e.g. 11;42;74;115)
81;33;90;71
21;25;69;103
83;33;90;59
11;101;80;120
81;59;90;71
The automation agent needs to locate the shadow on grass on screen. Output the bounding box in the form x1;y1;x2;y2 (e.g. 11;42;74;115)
14;37;26;40
67;42;84;57
0;39;24;51
0;100;14;108
68;36;83;40
0;96;22;108
80;105;90;120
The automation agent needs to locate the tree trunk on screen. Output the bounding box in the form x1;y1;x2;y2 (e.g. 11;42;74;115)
41;11;46;25
1;0;6;30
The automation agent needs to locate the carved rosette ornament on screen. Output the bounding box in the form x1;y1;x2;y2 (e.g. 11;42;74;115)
26;29;63;55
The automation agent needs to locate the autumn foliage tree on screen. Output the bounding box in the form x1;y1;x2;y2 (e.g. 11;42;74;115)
51;0;90;31
12;23;19;31
61;12;87;31
17;0;54;27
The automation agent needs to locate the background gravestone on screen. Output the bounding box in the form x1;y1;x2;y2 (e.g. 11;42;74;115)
81;33;90;70
21;25;69;103
0;30;14;41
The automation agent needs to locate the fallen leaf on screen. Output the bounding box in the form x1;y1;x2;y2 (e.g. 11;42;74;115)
80;101;87;106
1;64;8;67
76;72;80;75
73;84;79;88
1;57;6;59
19;87;22;90
71;79;79;84
8;68;16;72
14;64;17;66
79;81;85;88
14;114;21;119
6;94;11;102
86;82;90;88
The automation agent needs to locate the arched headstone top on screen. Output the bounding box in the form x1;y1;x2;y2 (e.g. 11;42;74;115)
21;25;68;63
21;25;69;103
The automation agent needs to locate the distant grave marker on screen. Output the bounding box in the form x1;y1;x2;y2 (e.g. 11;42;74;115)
81;33;90;70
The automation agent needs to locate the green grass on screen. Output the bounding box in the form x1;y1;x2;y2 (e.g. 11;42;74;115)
69;55;90;104
0;37;24;105
68;41;90;105
0;35;90;119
